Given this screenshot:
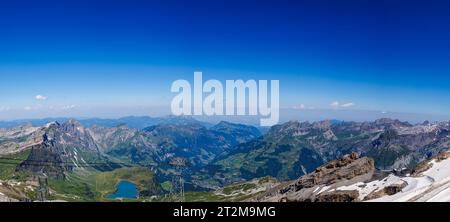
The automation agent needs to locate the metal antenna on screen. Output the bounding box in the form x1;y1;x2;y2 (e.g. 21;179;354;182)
169;157;187;202
37;175;49;202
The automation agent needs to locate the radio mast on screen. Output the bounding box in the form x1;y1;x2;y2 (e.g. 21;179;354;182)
169;157;187;202
37;175;49;202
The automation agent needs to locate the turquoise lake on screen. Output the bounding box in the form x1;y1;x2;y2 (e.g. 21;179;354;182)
108;181;138;199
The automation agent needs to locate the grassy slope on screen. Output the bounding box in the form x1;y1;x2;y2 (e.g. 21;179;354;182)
173;177;279;202
0;149;32;180
0;148;161;202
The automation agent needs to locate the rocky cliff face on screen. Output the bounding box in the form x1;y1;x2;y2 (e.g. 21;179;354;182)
254;153;375;202
14;121;115;178
293;153;374;191
87;124;141;152
0;124;42;155
0;180;29;202
0;193;18;202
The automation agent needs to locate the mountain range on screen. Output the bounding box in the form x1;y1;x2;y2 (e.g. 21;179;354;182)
196;118;450;187
1;116;450;201
0;116;212;130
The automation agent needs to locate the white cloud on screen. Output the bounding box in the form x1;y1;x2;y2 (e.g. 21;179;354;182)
292;104;317;110
341;102;356;108
330;101;340;109
24;106;32;111
330;101;356;109
35;95;47;101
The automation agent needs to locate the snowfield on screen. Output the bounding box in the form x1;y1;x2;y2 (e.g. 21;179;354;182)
369;151;450;202
334;151;450;202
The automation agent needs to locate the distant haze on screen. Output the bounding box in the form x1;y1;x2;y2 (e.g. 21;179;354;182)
1;108;449;128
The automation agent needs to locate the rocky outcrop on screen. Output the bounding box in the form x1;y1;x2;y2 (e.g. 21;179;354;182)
315;190;360;202
0;194;18;202
0;124;42;156
293;153;374;190
254;153;375;202
0;181;26;202
363;182;407;201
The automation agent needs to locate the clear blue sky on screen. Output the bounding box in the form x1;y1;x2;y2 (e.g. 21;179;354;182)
1;0;450;121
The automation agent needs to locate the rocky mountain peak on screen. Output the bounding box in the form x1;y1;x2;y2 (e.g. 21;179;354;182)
374;118;411;128
267;120;307;134
66;119;82;126
61;119;85;135
214;121;235;128
312;120;332;130
45;121;60;128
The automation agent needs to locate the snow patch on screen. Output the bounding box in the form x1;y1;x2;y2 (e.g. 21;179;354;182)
337;174;404;200
369;151;450;202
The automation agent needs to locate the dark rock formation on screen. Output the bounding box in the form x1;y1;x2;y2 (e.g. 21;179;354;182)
315;190;360;202
363;182;407;201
